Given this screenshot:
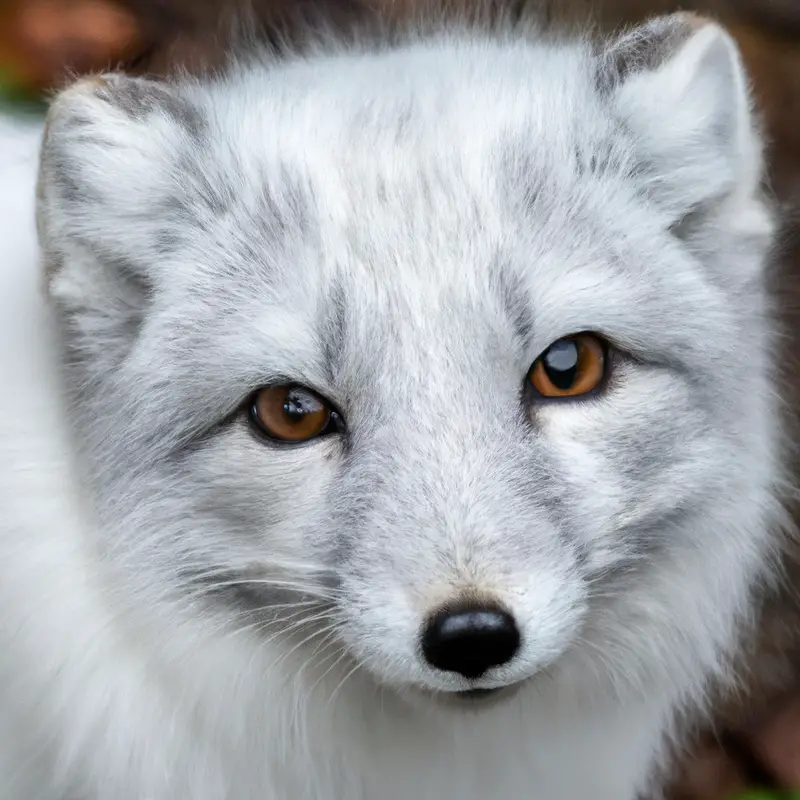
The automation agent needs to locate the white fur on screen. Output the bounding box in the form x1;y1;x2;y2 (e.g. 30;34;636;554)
0;13;783;800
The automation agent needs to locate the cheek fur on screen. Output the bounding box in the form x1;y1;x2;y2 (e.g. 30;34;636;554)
535;367;728;569
153;427;343;569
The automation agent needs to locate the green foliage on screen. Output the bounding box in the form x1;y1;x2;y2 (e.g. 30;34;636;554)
0;68;47;118
731;792;800;800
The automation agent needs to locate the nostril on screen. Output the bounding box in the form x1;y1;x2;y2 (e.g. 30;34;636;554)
421;603;520;680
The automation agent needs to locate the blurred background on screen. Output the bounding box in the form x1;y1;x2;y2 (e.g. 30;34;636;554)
0;1;798;799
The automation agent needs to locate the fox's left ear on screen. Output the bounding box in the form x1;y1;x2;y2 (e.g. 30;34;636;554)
602;14;766;223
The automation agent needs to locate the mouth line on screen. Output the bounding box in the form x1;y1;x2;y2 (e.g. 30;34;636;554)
432;680;527;706
400;677;531;711
456;687;502;699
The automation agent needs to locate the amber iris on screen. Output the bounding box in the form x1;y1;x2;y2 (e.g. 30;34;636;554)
251;385;333;442
529;334;606;398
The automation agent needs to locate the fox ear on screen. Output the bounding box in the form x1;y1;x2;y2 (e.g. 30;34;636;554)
602;13;765;221
37;73;205;278
37;74;211;373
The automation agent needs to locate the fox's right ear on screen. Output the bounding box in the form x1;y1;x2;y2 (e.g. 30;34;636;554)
37;74;211;374
37;74;205;284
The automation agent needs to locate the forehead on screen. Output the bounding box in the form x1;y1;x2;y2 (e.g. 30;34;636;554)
190;38;614;230
155;40;727;375
180;45;607;273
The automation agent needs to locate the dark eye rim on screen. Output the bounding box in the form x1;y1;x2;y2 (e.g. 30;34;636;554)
246;383;345;446
526;332;613;402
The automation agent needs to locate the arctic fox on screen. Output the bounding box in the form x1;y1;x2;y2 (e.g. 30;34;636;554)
0;6;784;799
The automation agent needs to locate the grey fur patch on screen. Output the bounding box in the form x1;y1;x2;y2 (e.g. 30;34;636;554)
494;262;533;346
320;279;350;386
597;13;706;91
101;77;208;142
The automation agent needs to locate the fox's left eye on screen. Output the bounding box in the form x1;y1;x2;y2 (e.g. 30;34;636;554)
529;333;607;398
249;385;342;443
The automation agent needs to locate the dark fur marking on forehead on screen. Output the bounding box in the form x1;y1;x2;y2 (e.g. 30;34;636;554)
321;279;349;386
493;263;533;346
257;168;313;237
498;142;548;219
171;152;238;221
573;126;640;182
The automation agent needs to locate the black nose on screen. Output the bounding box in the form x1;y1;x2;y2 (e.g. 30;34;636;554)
421;604;520;679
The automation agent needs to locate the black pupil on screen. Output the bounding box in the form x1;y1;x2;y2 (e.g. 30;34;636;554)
542;339;579;390
283;390;321;423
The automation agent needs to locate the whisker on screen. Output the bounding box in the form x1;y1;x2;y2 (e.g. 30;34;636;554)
267;619;342;674
200;598;326;623
231;608;337;645
310;646;352;696
296;631;342;685
181;598;333;642
176;560;332;582
325;662;362;712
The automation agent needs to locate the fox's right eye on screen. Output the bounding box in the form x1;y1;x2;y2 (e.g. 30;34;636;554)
528;333;607;399
249;385;342;443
